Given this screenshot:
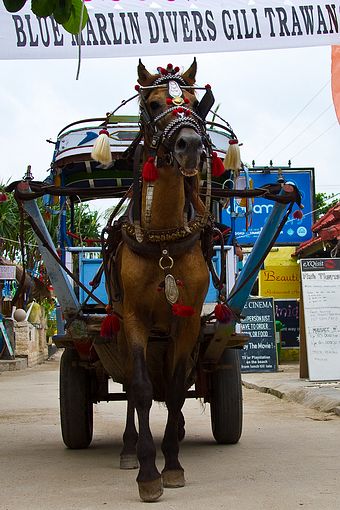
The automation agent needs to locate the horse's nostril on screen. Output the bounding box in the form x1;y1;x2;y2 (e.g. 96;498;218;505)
176;138;187;151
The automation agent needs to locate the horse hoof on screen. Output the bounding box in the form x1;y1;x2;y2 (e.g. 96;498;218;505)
138;477;163;502
120;454;139;470
162;469;185;488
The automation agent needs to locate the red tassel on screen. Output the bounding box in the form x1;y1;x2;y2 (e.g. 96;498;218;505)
0;193;8;202
100;313;120;338
142;157;159;182
293;209;303;219
214;303;232;324
212;151;225;177
172;304;195;317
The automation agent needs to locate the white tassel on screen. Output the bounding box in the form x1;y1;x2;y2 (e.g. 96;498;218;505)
91;129;112;164
224;139;241;173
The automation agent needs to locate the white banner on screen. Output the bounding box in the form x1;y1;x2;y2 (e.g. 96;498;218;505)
0;0;339;60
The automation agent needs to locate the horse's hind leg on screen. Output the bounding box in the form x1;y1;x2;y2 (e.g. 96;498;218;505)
178;410;185;442
120;393;138;470
131;345;163;502
161;363;187;488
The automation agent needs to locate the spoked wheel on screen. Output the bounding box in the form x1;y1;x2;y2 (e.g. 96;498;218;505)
59;348;93;449
209;348;243;444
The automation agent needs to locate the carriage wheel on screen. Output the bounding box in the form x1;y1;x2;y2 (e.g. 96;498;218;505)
59;348;93;449
209;348;243;445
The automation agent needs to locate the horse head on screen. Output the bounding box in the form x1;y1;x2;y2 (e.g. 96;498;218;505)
137;58;205;178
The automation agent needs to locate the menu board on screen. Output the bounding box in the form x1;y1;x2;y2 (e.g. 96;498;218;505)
301;258;340;381
240;297;277;373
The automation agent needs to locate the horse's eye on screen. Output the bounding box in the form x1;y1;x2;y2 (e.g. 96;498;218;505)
149;101;161;111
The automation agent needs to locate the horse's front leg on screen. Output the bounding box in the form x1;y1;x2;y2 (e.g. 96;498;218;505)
130;340;163;501
161;360;187;488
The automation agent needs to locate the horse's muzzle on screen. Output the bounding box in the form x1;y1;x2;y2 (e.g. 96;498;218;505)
174;128;203;176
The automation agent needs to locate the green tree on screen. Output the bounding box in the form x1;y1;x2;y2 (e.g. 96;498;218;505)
314;192;338;220
2;0;88;34
0;181;102;264
0;183;21;260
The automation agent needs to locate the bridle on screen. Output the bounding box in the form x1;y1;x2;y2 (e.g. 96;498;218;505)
137;74;213;163
134;73;220;223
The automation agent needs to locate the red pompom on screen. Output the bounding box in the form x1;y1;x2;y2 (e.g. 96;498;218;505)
184;97;190;104
211;151;225;177
100;313;120;338
166;97;173;105
167;63;173;70
229;139;238;145
160;67;167;75
172;304;195;317
142;157;159;182
293;209;303;220
99;129;109;136
214;303;232;324
205;84;211;89
0;193;8;202
174;66;180;73
135;84;140;91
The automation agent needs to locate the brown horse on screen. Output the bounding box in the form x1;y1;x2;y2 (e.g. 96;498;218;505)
107;59;213;502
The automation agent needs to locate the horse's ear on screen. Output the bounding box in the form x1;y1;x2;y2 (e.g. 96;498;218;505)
137;59;155;86
182;57;197;85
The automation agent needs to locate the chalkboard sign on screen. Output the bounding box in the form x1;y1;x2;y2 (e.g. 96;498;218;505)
274;299;300;349
301;258;340;381
240;297;277;373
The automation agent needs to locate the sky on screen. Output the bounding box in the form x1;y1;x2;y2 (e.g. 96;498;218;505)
0;44;339;210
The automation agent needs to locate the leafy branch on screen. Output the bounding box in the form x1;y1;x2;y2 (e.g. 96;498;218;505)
2;0;88;34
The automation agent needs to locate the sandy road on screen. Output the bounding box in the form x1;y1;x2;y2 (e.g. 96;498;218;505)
0;353;339;510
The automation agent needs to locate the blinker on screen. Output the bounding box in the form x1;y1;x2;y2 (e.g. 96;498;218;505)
196;87;215;120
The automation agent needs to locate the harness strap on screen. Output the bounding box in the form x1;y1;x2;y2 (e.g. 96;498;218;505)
101;187;133;306
208;227;226;291
132;144;143;225
121;228;201;258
